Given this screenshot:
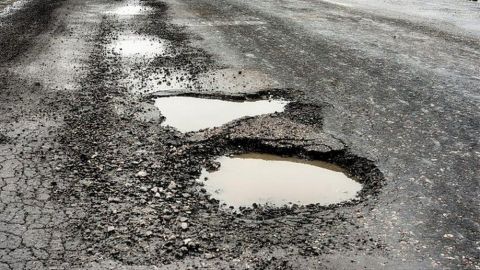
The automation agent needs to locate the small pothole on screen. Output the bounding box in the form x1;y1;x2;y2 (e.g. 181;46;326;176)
154;96;288;132
198;153;362;208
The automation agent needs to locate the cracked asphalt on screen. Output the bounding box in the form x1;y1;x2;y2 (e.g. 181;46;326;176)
0;0;478;269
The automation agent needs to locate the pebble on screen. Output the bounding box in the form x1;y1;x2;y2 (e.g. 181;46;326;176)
443;234;454;239
168;181;177;190
205;253;215;259
136;170;148;177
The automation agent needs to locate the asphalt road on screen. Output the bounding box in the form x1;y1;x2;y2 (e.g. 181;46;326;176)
0;0;478;269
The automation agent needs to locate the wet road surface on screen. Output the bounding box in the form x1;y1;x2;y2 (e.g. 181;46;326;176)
0;0;478;269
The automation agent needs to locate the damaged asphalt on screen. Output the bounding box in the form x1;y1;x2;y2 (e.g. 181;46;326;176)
0;0;478;269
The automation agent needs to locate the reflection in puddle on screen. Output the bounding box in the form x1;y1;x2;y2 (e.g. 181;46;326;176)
199;154;362;208
106;5;152;16
154;97;288;132
109;34;170;58
105;0;152;16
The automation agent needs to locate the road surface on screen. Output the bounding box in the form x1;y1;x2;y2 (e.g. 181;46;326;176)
0;0;478;269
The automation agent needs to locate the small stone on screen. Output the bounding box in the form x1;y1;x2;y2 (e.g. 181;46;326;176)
80;180;92;187
140;186;149;192
443;234;454;239
180;222;188;230
136;170;148;177
162;215;173;221
168;181;177;190
183;238;192;245
108;197;121;203
179;217;188;222
107;226;115;232
205;253;215;259
206;161;221;172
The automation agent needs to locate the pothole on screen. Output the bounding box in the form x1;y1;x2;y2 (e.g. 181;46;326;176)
198;153;362;208
154;96;288;132
109;34;172;58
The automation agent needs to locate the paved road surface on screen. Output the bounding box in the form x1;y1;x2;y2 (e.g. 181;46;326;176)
0;0;478;269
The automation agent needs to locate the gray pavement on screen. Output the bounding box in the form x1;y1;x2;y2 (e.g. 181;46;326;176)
0;0;478;269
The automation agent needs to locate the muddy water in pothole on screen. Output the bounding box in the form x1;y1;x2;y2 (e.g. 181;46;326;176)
154;97;288;132
199;154;362;208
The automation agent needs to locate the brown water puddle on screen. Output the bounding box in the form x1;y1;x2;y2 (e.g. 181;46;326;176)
199;154;362;208
154;96;288;132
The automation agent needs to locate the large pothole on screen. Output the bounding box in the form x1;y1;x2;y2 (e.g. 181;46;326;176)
198;153;362;208
154;96;288;132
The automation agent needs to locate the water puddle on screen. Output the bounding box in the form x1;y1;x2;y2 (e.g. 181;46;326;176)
199;154;362;208
0;0;26;16
105;0;152;16
154;97;288;132
107;5;152;16
109;34;171;58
